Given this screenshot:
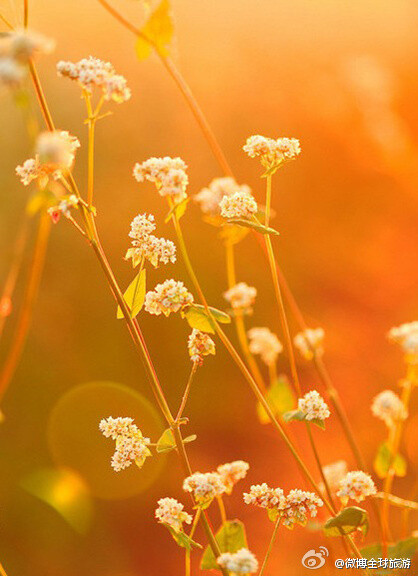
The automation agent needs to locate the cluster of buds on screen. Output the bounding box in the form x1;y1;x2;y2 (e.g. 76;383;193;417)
219;190;258;220
247;327;283;366
155;497;192;533
224;282;257;315
217;461;250;495
243;135;301;172
125;213;176;268
194;177;252;216
47;194;79;223
336;471;377;504
133;157;188;203
388;321;418;365
187;329;216;365
298;390;330;421
144;279;194;317
99;417;151;472
371;390;407;427
57;56;131;103
183;472;225;508
294;328;325;360
217;548;259;575
16;130;80;187
0;28;54;87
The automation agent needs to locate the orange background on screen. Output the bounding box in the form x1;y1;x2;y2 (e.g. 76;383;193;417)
0;0;417;574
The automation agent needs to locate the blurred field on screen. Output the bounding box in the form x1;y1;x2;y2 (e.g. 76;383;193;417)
0;0;417;574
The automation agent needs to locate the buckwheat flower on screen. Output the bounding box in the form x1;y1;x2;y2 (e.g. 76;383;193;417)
320;460;348;494
217;461;249;495
36;130;80;172
155;497;192;533
125;213;176;268
188;329;216;365
294;328;325;360
57;56;131;103
337;471;377;503
243;135;301;171
298;390;330;421
145;280;193;316
47;194;79;223
194;177;252;216
0;29;55;63
15;157;42;186
219;190;258;220
388;321;418;364
243;483;286;510
371;390;407;427
247;327;283;366
133;157;188;202
217;548;258;575
129;213;156;241
183;472;225;506
281;489;323;529
0;57;26;87
99;416;151;472
223;282;257;315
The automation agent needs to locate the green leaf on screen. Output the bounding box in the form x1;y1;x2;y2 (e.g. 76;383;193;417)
136;0;174;60
226;219;280;236
166;525;202;551
165;197;190;223
257;376;295;424
117;269;146;319
374;442;407;479
184;434;197;444
324;507;369;538
200;520;248;570
219;224;250;246
282;409;325;430
361;537;417;574
184;304;231;334
156;428;176;453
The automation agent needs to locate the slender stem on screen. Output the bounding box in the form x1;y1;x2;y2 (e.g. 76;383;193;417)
374;492;418;511
225;242;266;392
0;212;50;401
381;374;414;554
23;0;28;27
259;517;281;576
217;496;227;525
0;214;30;339
176;362;198;422
28;61;55;131
0;12;13;29
85;94;96;207
0;561;8;576
306;423;336;512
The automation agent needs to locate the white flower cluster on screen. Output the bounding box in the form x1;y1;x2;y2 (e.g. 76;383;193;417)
155;497;192;533
217;548;259;575
57;56;131;103
99;416;151;472
145;280;194;317
133;157;188;202
16;130;80;186
280;489;323;529
0;29;54;87
247;327;283;366
298;390;330;421
47;194;79;223
243;483;286;510
336;471;377;503
217;461;250;495
194;177;252;216
371;390;407;427
183;472;225;506
219;190;258;220
224;282;257;315
125;213;176;268
243;135;301;170
388;321;418;364
294;328;325;360
188;329;216;365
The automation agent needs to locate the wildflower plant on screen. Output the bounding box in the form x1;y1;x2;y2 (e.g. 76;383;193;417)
1;2;417;576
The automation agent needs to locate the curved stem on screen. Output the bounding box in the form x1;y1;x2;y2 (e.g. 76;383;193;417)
259;517;281;576
0;211;50;401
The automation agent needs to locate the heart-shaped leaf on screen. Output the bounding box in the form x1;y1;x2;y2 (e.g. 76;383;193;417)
200;520;248;569
136;0;174;60
184;304;231;334
257;376;295;424
374;442;407;479
324;507;369;537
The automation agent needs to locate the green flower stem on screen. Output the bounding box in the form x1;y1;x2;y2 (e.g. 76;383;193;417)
175;362;198;422
258;517;281;576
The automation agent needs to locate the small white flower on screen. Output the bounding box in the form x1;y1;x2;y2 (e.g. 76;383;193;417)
99;416;151;472
217;548;258;575
183;472;225;506
220;190;258;220
337;471;377;503
188;329;216;365
133;157;188;202
388;321;418;364
243;135;301;171
281;489;323;529
243;483;285;510
217;461;249;495
298;390;330;421
145;280;194;317
155;497;192;533
194;177;252;216
371;390;407;427
294;328;325;360
224;282;257;315
247;327;283;366
125;213;176;268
